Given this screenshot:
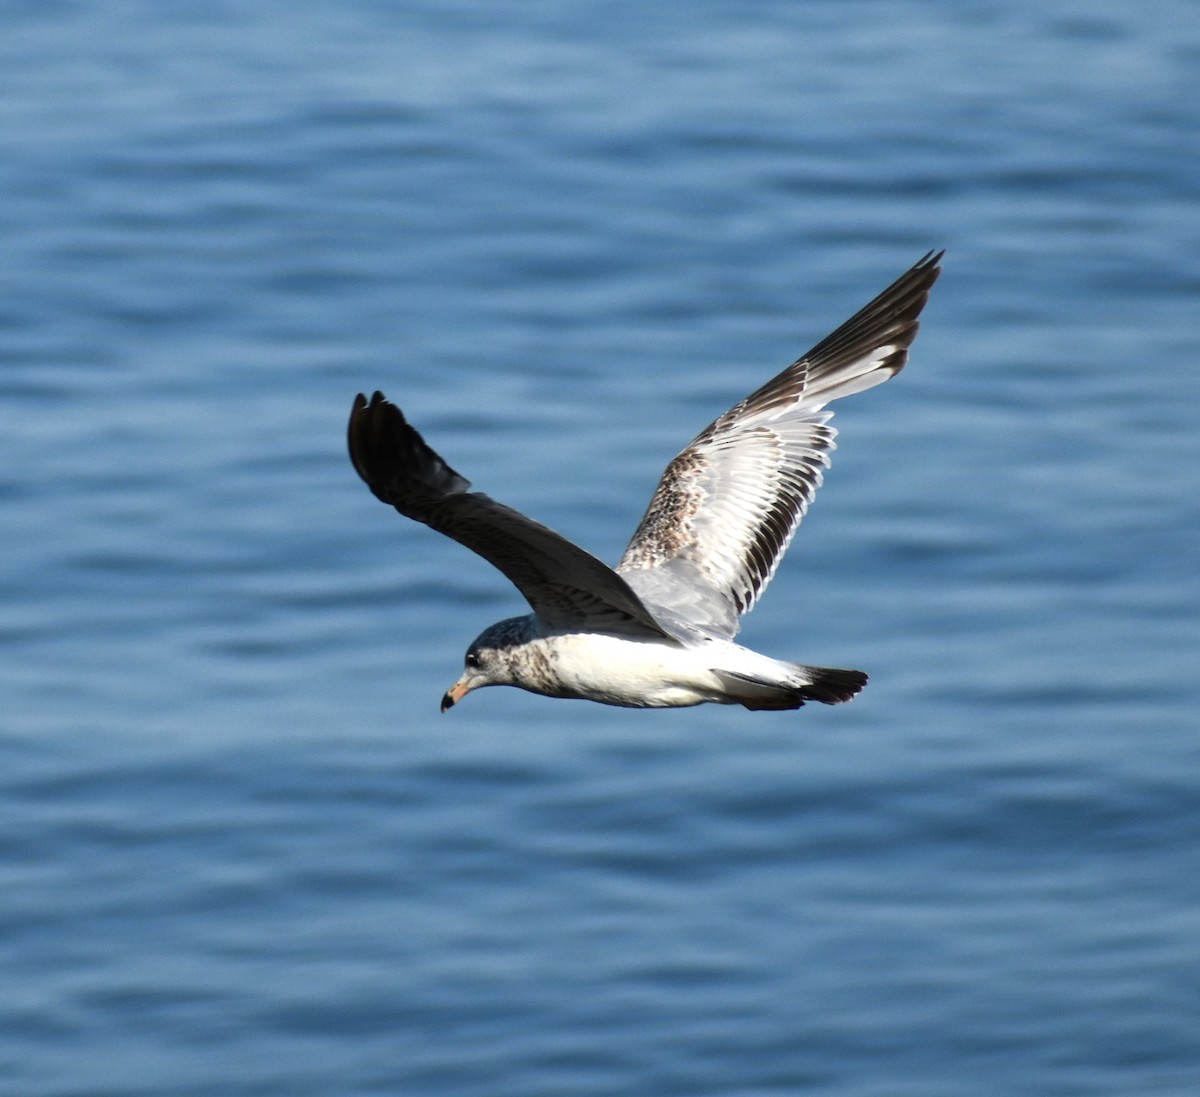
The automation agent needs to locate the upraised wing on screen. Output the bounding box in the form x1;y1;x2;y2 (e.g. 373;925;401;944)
348;392;674;640
616;251;942;639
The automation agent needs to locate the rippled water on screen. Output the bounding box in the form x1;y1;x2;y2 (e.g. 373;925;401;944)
3;2;1199;1094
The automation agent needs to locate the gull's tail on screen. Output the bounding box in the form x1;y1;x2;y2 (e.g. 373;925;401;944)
715;663;868;710
790;664;868;705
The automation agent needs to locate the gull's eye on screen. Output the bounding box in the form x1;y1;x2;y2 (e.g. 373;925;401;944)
465;652;480;670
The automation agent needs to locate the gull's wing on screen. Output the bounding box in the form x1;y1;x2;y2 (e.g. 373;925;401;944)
616;251;943;640
348;392;673;640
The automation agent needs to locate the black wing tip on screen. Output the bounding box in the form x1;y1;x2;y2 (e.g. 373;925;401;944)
878;247;944;314
348;390;393;440
906;249;945;284
732;249;944;419
881;248;943;370
801;248;944;375
347;389;399;487
865;248;944;312
351;389;393;416
347;390;471;501
894;248;945;317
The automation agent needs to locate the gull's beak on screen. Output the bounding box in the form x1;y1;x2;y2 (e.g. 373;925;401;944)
441;676;472;713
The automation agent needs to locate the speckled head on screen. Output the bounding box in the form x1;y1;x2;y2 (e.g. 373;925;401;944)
440;615;538;712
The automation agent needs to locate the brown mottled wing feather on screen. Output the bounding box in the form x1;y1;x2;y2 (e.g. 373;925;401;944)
348;392;673;639
617;252;942;640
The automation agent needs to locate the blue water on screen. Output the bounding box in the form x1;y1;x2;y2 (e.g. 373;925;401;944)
3;2;1199;1094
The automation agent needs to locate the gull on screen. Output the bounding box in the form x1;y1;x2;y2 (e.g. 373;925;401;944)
348;251;941;712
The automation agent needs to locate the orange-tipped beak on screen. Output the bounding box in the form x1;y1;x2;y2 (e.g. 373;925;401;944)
440;677;472;713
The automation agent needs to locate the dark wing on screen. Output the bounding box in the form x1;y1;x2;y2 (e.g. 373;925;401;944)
348;392;673;640
617;251;942;639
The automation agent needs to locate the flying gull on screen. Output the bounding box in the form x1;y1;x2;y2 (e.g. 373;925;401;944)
348;251;941;712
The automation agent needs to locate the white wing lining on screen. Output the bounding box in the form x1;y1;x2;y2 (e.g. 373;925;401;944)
616;251;942;639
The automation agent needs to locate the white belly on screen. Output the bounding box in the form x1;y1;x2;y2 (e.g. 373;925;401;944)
546;633;735;708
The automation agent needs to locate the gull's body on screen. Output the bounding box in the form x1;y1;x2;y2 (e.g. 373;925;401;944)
348;252;941;712
440;619;860;711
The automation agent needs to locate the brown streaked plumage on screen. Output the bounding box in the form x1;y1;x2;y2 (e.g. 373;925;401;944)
616;250;941;638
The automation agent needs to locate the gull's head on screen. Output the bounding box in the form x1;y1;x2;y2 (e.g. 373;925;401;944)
440;616;536;712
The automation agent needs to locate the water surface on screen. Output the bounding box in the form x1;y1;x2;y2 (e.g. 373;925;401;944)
2;2;1198;1094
